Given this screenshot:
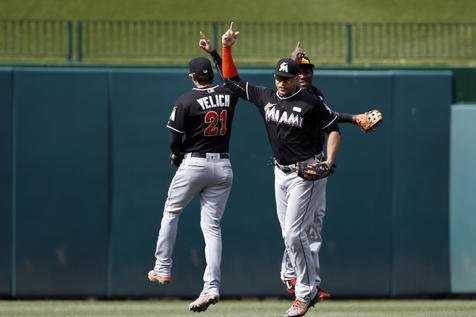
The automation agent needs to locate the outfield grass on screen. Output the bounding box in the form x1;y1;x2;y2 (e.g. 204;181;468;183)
1;0;476;23
0;299;476;317
1;0;475;66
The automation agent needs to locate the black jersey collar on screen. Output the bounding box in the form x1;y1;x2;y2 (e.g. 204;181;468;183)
276;87;302;100
193;85;219;91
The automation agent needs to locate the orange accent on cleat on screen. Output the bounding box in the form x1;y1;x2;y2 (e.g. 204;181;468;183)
282;278;297;294
147;270;172;284
284;297;313;317
317;285;331;301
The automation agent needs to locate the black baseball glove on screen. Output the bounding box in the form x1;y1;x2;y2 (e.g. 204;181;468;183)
170;153;184;167
296;162;335;181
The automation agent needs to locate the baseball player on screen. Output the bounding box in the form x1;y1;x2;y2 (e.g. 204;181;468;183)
147;56;239;313
220;22;341;317
198;34;382;301
281;43;382;298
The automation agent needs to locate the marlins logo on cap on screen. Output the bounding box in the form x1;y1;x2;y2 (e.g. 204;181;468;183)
189;57;213;78
274;58;299;78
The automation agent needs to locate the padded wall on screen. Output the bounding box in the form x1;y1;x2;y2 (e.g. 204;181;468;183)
0;68;13;295
0;67;456;297
12;69;110;296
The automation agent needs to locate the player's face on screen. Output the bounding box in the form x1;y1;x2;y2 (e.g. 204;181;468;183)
297;66;313;89
274;75;298;97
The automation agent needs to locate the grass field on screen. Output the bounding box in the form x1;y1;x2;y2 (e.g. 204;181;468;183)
1;299;476;317
1;0;475;65
1;0;476;22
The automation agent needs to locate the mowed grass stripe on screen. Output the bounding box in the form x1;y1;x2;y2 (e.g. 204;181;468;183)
1;300;476;317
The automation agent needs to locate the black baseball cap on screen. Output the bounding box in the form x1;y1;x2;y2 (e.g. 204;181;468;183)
299;56;314;68
274;58;299;78
189;57;213;78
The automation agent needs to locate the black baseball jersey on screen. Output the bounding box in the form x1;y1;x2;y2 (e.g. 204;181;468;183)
307;85;326;149
224;78;338;165
167;85;239;153
307;85;324;99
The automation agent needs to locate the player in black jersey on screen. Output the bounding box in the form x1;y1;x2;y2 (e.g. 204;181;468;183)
198;33;377;302
221;23;340;317
148;56;239;313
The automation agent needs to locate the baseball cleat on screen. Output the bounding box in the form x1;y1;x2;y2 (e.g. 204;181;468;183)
189;294;219;312
147;270;172;284
282;278;297;294
283;293;318;317
317;284;331;301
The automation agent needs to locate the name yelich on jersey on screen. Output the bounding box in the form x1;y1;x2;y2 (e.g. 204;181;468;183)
197;94;231;110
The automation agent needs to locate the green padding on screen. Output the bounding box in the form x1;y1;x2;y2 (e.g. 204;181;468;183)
107;71;189;296
13;69;109;296
0;69;13;295
453;68;476;103
391;71;452;295
450;105;476;293
1;67;454;297
317;71;394;295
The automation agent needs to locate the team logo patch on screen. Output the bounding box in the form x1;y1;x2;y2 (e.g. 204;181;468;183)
292;106;302;113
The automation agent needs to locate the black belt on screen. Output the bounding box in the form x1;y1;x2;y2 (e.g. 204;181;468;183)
274;154;324;173
190;152;229;159
274;161;296;173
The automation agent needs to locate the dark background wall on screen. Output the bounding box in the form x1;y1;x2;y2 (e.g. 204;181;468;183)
0;68;13;295
0;67;460;297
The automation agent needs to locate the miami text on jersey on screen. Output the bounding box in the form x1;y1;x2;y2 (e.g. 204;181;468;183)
264;102;303;128
197;94;231;110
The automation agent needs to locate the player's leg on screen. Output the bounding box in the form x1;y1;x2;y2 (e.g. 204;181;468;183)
282;177;328;296
307;177;331;299
274;167;296;283
151;158;207;280
307;177;327;285
189;159;233;311
283;175;319;302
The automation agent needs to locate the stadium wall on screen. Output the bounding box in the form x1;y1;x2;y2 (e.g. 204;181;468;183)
0;67;469;298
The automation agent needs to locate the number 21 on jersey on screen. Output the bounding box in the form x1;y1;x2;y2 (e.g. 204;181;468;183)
204;110;227;136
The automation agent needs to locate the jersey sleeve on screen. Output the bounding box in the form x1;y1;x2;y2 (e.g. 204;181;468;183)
223;77;268;103
315;97;339;130
210;50;224;81
166;102;186;134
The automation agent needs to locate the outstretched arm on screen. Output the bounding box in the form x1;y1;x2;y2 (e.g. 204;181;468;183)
199;31;224;79
336;112;356;124
222;22;240;79
336;110;383;132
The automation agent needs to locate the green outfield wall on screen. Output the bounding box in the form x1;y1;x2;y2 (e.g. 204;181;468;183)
0;67;468;298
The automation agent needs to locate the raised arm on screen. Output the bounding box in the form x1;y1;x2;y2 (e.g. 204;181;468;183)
290;41;306;62
221;22;240;79
199;31;224;79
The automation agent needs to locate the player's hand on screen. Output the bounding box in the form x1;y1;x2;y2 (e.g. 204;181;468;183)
291;41;306;62
222;21;240;47
199;31;214;53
